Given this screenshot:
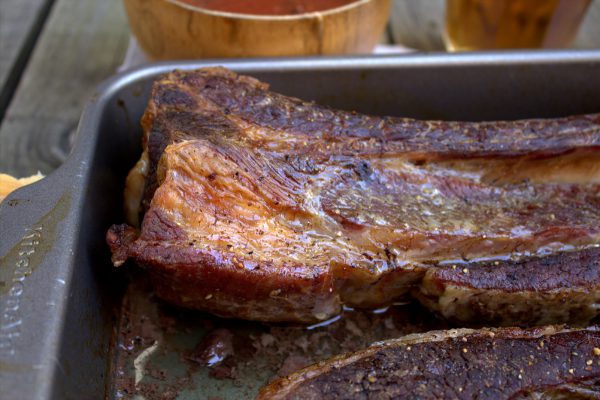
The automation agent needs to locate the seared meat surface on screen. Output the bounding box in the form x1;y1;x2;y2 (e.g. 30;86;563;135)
418;247;600;326
257;326;600;400
108;67;600;324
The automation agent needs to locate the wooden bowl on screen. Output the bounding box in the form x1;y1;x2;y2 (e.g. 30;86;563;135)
123;0;391;60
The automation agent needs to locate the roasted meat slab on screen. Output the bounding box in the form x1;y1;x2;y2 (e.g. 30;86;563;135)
257;326;600;400
108;67;600;324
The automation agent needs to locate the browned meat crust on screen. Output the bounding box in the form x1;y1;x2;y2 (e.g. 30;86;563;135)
107;67;600;324
417;247;600;326
257;326;600;400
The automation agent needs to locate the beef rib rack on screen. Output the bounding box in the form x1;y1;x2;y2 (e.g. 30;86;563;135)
107;67;600;324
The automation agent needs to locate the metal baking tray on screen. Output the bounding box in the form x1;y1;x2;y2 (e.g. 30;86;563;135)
2;51;600;399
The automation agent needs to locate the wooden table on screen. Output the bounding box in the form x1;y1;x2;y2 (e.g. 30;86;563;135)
1;0;598;177
0;0;129;176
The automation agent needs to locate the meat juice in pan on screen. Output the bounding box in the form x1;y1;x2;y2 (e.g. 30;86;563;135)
111;273;447;399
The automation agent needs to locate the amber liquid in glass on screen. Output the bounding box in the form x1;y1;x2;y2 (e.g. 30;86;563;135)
445;0;591;51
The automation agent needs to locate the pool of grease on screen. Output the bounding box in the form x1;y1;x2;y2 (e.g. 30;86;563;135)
110;272;447;399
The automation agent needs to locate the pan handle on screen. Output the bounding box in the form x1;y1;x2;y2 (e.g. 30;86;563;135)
0;164;84;399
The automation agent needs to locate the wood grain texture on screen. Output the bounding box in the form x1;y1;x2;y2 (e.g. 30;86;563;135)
123;0;390;60
0;0;129;176
0;0;54;119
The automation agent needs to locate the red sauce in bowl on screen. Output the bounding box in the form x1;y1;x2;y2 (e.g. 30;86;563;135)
178;0;360;15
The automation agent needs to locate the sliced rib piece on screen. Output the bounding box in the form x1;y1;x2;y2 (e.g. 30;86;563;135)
417;247;600;326
108;67;600;323
257;326;600;400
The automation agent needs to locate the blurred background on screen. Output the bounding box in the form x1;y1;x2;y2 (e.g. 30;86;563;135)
389;0;600;51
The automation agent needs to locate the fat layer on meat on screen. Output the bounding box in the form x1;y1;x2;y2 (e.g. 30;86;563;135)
107;67;600;324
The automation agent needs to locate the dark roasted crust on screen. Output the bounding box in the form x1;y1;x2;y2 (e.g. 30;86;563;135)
166;68;600;158
417;247;600;326
108;67;600;324
106;224;138;267
424;247;600;292
107;214;341;323
257;326;600;400
134;244;339;324
139;68;600;208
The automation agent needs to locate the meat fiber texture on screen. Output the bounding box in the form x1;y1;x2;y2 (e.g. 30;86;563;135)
257;326;600;400
107;67;600;324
